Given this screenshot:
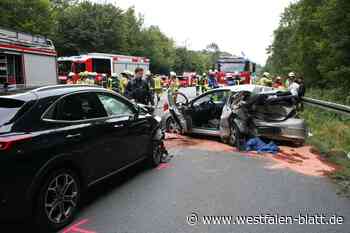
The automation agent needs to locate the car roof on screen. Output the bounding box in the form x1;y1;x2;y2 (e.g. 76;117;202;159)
0;85;111;101
215;84;275;94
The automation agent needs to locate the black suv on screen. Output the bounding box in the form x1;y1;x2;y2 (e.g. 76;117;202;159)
0;85;163;231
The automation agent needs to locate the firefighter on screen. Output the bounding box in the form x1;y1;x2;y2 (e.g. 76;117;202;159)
194;75;200;96
67;72;75;84
153;75;162;104
199;73;208;93
144;70;155;106
107;73;120;92
288;75;300;97
169;71;179;93
273;76;284;89
259;72;272;86
286;72;296;88
208;71;218;89
119;71;129;96
125;67;152;105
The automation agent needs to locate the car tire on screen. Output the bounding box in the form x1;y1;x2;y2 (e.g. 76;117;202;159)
229;122;245;151
148;141;162;167
166;117;180;134
34;168;81;232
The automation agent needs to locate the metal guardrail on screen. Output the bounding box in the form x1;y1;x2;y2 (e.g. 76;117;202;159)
302;97;350;116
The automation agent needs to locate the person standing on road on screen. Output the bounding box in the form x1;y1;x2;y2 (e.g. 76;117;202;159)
288;75;300;97
208;71;218;89
272;76;284;89
153;75;162;104
169;71;179;93
200;73;208;93
195;75;200;96
144;70;155;106
125;67;152;105
296;76;305;111
119;71;130;96
259;72;272;87
286;72;296;88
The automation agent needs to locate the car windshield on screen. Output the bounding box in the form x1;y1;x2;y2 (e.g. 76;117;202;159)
219;63;245;73
74;62;86;73
58;61;72;75
0;98;25;126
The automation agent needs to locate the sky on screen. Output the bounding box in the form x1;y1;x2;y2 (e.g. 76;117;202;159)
96;0;293;65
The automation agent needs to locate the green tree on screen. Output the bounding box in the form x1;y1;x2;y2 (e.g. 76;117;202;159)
0;0;54;36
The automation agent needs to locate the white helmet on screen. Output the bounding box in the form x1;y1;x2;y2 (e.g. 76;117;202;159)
234;71;240;76
111;73;118;77
170;71;177;77
145;70;151;76
288;72;296;78
263;72;270;78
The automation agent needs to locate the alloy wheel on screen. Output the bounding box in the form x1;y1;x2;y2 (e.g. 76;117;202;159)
44;173;79;224
167;118;180;134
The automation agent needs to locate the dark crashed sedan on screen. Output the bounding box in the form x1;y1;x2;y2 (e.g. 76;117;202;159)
0;85;164;231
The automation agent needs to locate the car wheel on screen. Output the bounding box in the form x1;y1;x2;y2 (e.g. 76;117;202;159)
149;141;162;167
166;117;181;134
35;169;81;232
229;122;244;151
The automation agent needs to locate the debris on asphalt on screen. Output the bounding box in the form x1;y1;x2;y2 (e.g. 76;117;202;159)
245;137;279;154
165;133;339;177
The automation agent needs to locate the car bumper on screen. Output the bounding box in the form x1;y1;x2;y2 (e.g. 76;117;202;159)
255;118;307;142
0;159;35;220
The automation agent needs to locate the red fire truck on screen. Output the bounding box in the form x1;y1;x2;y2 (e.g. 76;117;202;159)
58;53;150;83
0;27;57;89
216;56;256;86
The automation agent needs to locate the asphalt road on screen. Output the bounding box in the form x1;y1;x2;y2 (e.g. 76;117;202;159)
2;87;350;233
60;145;350;233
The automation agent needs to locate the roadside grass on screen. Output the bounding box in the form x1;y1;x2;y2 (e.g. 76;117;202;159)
301;105;350;196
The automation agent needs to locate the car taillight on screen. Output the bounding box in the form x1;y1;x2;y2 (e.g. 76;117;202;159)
163;103;169;112
0;134;32;151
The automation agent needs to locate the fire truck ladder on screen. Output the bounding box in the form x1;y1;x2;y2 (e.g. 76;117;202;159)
0;27;55;49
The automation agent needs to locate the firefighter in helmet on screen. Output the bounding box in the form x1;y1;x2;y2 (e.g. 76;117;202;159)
259;72;273;87
199;73;208;93
286;72;296;88
119;70;129;96
144;70;155;105
153;74;162;104
169;71;179;93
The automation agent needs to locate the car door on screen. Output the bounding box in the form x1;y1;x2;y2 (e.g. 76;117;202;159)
189;90;230;127
96;92;150;168
42;91;115;182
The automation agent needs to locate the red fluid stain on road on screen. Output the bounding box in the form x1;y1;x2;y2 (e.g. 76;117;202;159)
165;133;234;152
165;133;339;177
61;219;96;233
265;146;339;177
157;163;172;170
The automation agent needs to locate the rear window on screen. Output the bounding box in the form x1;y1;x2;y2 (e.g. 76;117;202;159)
0;98;25;126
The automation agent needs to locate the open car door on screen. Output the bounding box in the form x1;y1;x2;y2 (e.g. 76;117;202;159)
167;90;191;134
